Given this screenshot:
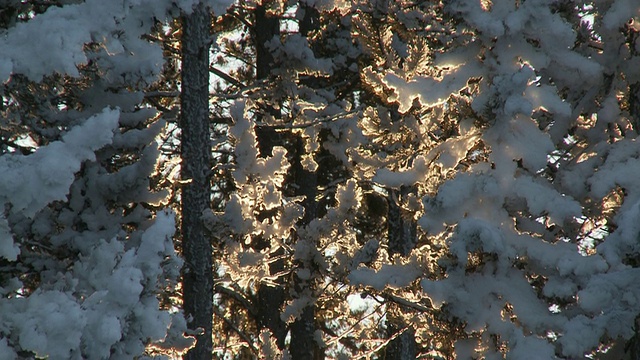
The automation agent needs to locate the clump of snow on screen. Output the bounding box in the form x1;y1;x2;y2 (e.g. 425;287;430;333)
348;263;421;291
513;177;582;222
373;155;429;188
0;0;233;83
281;297;314;324
10;290;86;359
351;239;379;268
449;218;514;262
260;329;284;360
0;108;119;218
151;312;195;355
268;33;334;76
602;0;638;29
0;337;17;360
0;215;19;261
558;315;605;358
381;60;483;113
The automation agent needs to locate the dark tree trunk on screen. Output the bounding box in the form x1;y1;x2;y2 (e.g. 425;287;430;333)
180;3;213;360
289;4;322;359
385;186;418;360
626;81;640;360
385;325;417;360
630;83;640;132
387;186;417;257
253;2;289;349
299;2;319;38
289;134;321;360
254;4;279;80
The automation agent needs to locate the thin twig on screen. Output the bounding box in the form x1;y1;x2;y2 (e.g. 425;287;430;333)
255;109;359;130
145;96;173;114
356;327;409;359
144;90;180;98
215;284;257;316
325;303;384;347
213;307;259;355
229;10;253;29
210;66;245;88
381;292;432;312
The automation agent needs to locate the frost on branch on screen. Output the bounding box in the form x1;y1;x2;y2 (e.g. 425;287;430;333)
381;59;483;114
220;99;301;289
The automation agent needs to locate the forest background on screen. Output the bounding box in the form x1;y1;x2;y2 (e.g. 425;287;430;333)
2;0;640;359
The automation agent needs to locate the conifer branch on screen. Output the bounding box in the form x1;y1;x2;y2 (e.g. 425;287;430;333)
209;66;245;88
215;284;257;316
213;307;259;355
255;109;359;130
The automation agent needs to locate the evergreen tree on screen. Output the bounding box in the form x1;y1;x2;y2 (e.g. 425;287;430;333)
4;1;640;359
0;1;230;357
355;0;640;357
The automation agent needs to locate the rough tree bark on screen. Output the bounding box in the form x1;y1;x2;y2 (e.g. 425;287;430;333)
180;3;213;359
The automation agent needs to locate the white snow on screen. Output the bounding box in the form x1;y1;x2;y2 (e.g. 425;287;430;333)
0;108;119;218
0;215;19;261
348;264;421;291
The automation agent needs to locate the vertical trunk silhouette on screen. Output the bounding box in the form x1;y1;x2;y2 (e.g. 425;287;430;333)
289;3;322;359
385;186;418;360
289;134;320;360
180;3;212;359
253;1;288;349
